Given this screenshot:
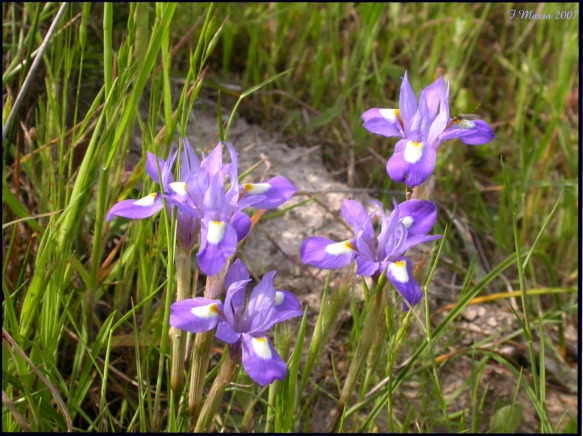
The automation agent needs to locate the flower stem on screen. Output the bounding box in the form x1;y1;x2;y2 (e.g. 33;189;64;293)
194;351;240;432
328;274;388;432
170;246;192;403
187;264;229;423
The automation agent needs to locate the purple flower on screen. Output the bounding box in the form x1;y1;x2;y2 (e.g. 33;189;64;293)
107;140;297;275
170;259;303;386
301;198;441;309
362;72;495;187
106;140;201;250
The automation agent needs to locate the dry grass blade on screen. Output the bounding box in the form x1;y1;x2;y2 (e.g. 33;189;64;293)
2;389;32;432
2;2;69;141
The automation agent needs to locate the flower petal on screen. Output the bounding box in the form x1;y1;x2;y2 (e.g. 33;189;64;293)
391;199;438;236
300;237;357;270
215;321;241;344
244;271;276;324
274;290;301;312
240;176;297;210
223;278;250;328
355;256;381;277
170;298;224;333
225;258;250;290
249;290;303;334
456;119;496;145
146;153;166;185
362;108;403;138
106;194;164;221
386;140;436;188
426;81;450;147
176;210;199;251
231;211;251;241
197;219;238;276
385;258;423;310
402;233;442;252
385;139;409;183
241;335;288;386
399;71;418;124
180;138;200;180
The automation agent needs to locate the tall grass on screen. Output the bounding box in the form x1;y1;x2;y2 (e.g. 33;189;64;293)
2;2;578;432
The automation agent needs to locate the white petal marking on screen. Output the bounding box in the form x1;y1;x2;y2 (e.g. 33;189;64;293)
207;221;226;244
324;240;356;256
190;303;219;319
388;261;409;283
400;216;414;229
403;141;424;164
244;183;271;195
454;119;476;129
251;337;272;360
134;193;157;207
379;108;400;122
169;182;188;196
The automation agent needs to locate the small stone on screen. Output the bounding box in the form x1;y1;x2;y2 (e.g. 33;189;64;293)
463;306;485;322
486;316;498;327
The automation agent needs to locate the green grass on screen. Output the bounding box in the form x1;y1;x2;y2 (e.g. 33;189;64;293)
2;2;578;433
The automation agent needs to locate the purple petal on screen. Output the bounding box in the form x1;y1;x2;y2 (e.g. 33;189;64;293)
386;140;437;188
231;211;251;241
223;278;250;328
241;334;288;386
386;139;409;183
185;167;210;208
203;172;227;217
146;153;166;184
180;138;200;180
385;257;423;310
240;176;297;210
403;233;442;252
355;256;381;277
341;199;377;255
215;321;241;344
170;298;224;333
274;290;301;312
248;289;303;334
223;142;242;207
426;81;450;147
456;119;496;145
362;108;403;138
202;142;224;177
341;199;369;235
225;258;250;290
176;210;199;251
420;76;445;119
392;200;437;236
399;71;418;124
438;124;474;143
197;219;238;276
300;237;357;270
106;194;164;221
244;271;276;323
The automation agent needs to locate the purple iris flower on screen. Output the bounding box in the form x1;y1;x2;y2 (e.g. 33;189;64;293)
361;72;495;187
169;259;303;386
107;140;297;275
301;198;441;309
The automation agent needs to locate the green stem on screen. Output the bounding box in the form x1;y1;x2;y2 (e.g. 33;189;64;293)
328;274;388;432
194;351;240;432
170;246;192;402
187;264;230;424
